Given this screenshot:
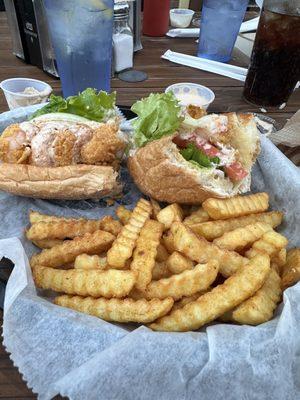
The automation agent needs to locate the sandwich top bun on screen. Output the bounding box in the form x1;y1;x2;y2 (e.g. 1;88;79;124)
128;112;260;204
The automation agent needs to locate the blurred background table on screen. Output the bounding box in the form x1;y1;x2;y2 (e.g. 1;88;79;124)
0;8;299;400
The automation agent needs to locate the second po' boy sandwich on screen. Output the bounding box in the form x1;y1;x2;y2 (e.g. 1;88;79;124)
128;92;260;204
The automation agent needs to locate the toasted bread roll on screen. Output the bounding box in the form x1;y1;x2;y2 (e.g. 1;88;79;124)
0;163;121;200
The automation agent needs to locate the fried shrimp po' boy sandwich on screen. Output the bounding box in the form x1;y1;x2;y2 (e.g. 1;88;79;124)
128;92;260;204
0;89;127;200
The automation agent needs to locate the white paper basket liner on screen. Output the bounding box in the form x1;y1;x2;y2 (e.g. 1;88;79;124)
1;107;300;400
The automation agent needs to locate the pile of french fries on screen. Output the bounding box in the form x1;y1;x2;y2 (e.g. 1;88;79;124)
26;192;300;332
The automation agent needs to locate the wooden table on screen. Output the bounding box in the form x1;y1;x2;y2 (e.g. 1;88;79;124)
0;10;299;400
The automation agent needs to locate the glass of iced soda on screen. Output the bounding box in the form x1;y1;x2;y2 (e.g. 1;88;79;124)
243;0;300;107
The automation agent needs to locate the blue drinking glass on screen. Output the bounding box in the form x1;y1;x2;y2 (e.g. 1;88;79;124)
198;0;249;62
44;0;114;97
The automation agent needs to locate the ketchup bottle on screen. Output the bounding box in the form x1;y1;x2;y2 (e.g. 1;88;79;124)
143;0;170;37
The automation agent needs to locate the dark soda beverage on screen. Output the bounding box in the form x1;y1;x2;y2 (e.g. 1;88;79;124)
243;1;300;107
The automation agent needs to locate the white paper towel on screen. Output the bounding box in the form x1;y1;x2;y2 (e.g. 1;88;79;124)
1;108;300;400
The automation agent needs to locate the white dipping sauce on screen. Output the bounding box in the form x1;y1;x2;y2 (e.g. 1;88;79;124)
174;92;208;107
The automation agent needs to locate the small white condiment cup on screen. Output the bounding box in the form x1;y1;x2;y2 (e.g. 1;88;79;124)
170;9;195;28
165;82;215;110
0;77;52;110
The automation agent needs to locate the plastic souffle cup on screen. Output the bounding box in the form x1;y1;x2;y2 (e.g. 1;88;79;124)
0;78;52;110
165;82;215;110
170;9;195;28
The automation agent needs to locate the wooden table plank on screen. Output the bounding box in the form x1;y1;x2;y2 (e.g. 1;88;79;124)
0;8;299;400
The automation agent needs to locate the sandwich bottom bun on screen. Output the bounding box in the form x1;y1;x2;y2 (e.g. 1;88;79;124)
128;135;253;205
0;163;121;200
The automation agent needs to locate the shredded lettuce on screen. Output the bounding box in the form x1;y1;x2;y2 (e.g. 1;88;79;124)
180;143;220;168
131;92;183;147
30;88;116;122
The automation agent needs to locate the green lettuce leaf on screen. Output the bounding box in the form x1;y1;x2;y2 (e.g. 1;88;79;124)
30;94;67;118
131;92;183;147
180;143;220;168
30;88;116;122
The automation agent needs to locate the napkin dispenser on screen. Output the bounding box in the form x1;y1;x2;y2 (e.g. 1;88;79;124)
4;0;58;77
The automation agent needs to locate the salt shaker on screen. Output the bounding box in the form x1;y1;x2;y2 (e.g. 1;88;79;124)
113;3;134;73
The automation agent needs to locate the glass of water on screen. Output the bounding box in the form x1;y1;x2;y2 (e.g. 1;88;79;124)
197;0;249;62
44;0;114;97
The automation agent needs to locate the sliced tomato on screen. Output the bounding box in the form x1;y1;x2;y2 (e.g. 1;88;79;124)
172;136;191;149
194;137;220;158
224;161;248;182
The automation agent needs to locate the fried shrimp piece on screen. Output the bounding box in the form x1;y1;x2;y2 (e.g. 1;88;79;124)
186;105;207;119
55;295;174;323
0;124;31;164
53;130;77;166
80;124;125;165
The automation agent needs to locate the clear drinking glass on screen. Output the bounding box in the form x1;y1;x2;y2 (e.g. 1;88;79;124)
197;0;249;62
243;0;300;107
43;0;114;97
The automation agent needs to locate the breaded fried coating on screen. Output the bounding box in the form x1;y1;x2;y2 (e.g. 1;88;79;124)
186;105;207;119
80;124;125;165
0;124;31;164
53;130;77;166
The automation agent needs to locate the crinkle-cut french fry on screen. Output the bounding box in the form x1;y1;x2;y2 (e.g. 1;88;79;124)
171;222;248;277
33;266;136;298
152;262;171;280
30;230;115;268
162;231;176;253
130;219;164;290
150;198;161;219
157;204;183;230
166;251;194;274
29;210;64;224
107;199;152;269
221;268;281;325
74;254;107;270
184;207;210;225
171;291;210;312
26;216;121;240
272;248;287;269
189;211;283;241
150;253;270;332
213;222;272;252
136;261;218;301
156;243;169;262
32;238;64;249
55;295;174;323
245;231;288;259
202;193;269;220
116;206;132;225
281;248;300;290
